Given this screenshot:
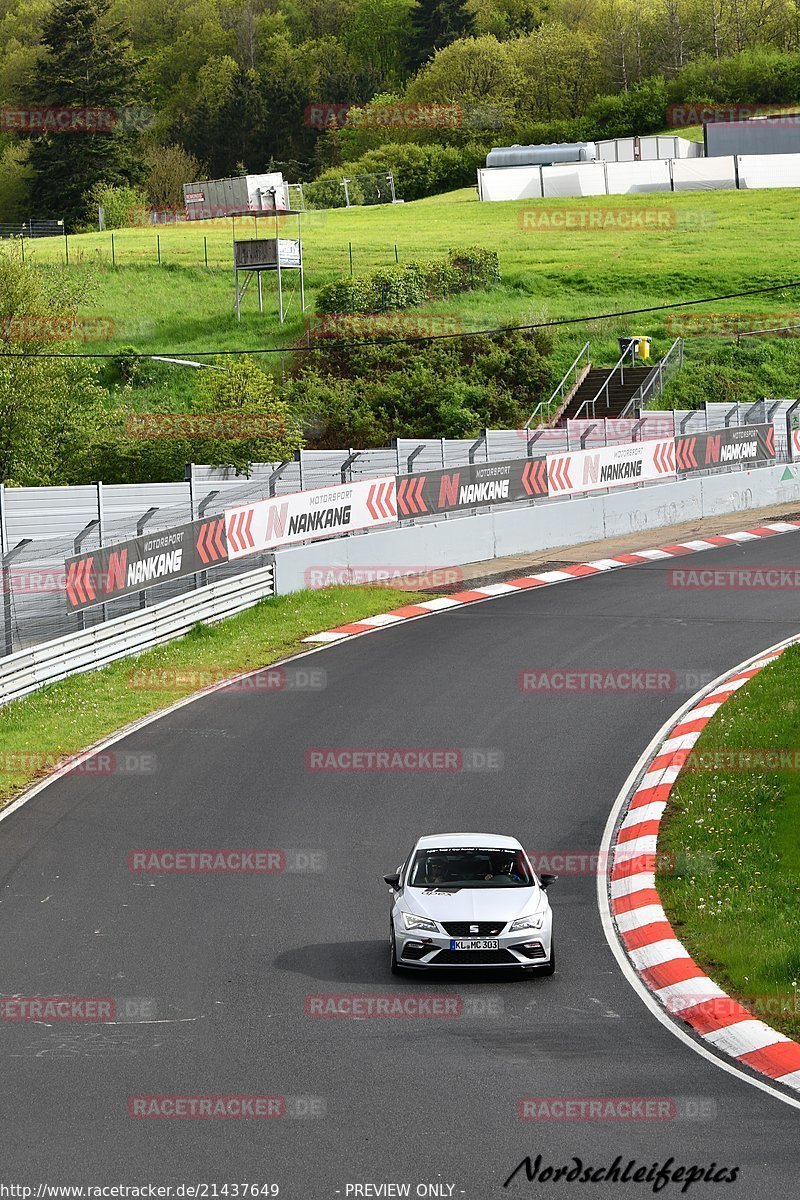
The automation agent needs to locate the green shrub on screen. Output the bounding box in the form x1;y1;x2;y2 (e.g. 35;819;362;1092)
315;247;500;315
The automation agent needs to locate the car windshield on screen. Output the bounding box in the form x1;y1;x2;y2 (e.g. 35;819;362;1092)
407;847;534;889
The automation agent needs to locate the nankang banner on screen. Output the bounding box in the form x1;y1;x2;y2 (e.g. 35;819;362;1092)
224;477;397;559
395;456;547;519
674;424;775;473
546;438;676;498
64;516;228;612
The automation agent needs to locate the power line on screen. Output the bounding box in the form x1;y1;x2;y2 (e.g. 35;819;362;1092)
4;280;800;359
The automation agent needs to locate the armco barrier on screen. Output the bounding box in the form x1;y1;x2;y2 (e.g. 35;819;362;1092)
4;462;800;708
0;562;274;706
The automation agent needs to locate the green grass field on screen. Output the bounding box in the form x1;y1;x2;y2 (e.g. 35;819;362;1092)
8;186;800;366
659;644;800;1039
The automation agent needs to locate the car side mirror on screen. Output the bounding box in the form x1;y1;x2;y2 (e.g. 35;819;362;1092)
540;873;558;889
383;873;401;890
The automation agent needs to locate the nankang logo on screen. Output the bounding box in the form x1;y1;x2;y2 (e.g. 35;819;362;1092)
720;441;757;462
599;460;642;483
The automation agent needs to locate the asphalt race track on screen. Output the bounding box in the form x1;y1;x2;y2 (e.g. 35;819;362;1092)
2;531;800;1196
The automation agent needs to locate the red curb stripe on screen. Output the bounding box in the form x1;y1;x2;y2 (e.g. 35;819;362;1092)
331;622;378;635
612;888;663;916
621;921;676;951
748;526;781;538
669;716;712;737
610;853;661;881
562;564;602;577
617;819;662;845
447;590;492;602
385;605;430;618
506;576;548;589
614;553;651;564
679;998;755;1035
738;1041;800;1078
641;958;707;990
628;782;674;808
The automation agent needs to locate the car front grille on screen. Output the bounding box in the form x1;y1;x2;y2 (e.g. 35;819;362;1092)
432;949;518;965
441;922;506;937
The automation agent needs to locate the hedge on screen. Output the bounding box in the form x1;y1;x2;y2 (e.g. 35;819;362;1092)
315;247;500;315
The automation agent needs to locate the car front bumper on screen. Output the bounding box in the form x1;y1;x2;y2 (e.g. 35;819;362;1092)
393;921;553;969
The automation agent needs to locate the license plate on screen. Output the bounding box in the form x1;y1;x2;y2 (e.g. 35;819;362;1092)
450;938;500;951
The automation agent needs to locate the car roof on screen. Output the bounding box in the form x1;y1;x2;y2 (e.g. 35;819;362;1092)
414;832;523;851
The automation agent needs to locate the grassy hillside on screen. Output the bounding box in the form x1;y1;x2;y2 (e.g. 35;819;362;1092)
6;185;800;450
9;187;800;361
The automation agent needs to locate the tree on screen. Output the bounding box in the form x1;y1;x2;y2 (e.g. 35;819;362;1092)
407;0;475;72
26;0;146;227
144;142;203;211
0;252;109;485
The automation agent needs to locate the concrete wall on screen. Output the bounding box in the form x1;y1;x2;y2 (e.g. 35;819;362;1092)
272;465;800;592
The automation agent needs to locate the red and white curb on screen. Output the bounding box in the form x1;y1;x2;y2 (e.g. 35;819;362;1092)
607;641;800;1096
302;521;800;643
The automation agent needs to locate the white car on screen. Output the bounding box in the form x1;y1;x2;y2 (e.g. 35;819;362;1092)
384;832;556;974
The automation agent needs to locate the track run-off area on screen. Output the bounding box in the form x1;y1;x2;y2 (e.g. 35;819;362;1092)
2;529;800;1196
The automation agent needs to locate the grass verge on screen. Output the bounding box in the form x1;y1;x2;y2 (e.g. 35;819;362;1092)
0;585;427;813
659;642;800;1039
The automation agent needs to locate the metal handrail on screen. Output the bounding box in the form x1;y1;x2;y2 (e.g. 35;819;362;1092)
620;338;684;418
526;340;590;428
573;340;637;421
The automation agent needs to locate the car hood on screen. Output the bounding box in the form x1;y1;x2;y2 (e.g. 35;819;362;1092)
403;886;544;923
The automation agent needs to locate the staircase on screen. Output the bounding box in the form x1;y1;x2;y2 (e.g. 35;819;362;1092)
557;366;652;423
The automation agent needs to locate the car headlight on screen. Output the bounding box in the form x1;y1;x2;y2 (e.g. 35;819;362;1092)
401;911;438;933
509;914;544;932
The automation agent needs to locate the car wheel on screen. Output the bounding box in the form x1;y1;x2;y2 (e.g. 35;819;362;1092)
390;925;402;975
538;936;555;977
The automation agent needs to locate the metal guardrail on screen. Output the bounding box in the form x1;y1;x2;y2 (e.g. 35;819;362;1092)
0;560;275;707
526;341;591;428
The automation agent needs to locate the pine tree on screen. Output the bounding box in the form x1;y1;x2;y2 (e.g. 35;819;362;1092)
26;0;145;227
407;0;475;73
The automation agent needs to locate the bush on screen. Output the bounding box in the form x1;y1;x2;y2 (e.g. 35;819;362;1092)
315;248;500;315
90;183;150;229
